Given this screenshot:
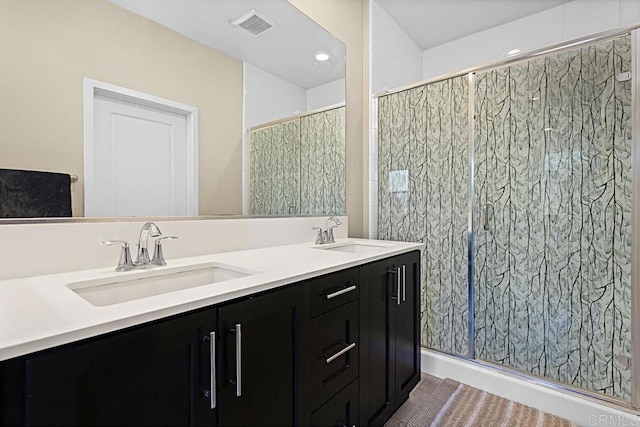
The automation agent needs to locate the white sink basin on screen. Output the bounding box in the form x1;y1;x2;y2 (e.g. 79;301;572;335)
314;241;396;253
67;263;257;306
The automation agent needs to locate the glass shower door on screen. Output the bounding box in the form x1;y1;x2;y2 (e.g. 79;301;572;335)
473;35;633;401
378;76;470;356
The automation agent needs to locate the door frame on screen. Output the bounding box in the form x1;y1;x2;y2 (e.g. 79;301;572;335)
82;77;199;216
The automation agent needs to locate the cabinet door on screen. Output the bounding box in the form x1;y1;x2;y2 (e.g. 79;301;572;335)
394;251;421;405
6;308;217;427
359;251;421;427
359;257;396;427
218;284;310;427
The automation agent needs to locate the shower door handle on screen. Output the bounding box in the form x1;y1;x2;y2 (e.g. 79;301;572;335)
483;203;492;231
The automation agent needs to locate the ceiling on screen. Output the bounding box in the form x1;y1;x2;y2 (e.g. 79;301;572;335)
110;0;345;89
376;0;574;50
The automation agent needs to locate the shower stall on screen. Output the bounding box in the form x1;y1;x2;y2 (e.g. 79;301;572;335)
377;28;638;408
249;105;346;216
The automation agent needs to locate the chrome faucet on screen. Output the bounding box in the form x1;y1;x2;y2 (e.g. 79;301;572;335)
135;222;162;267
102;222;178;271
312;216;342;244
325;216;342;243
100;240;135;271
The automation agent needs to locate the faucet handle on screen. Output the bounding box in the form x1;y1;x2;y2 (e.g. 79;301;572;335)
152;236;178;266
326;225;340;244
312;227;326;245
101;240;135;272
326;216;342;226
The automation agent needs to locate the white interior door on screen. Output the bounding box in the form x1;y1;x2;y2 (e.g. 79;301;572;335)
86;88;196;217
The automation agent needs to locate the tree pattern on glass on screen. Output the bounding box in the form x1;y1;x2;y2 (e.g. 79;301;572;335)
474;36;632;400
300;107;346;215
249;119;300;215
377;34;632;401
249;107;346;215
378;77;470;356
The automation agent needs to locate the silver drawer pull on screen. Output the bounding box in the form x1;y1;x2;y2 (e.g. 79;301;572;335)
325;285;357;300
326;342;356;364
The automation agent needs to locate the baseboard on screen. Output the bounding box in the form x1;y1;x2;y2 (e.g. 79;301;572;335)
421;348;640;426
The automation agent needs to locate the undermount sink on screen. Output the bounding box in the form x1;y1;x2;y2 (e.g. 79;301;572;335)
67;263;257;307
314;241;396;253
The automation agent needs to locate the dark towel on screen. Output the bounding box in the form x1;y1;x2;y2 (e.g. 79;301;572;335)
0;169;72;218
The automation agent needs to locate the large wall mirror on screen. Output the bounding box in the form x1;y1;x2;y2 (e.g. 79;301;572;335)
0;0;345;220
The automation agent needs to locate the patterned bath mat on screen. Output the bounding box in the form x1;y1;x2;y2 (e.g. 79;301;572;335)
407;378;576;426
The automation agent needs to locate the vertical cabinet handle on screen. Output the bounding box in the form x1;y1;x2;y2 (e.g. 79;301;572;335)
209;331;216;409
396;266;401;305
235;323;242;397
387;267;401;303
401;264;406;302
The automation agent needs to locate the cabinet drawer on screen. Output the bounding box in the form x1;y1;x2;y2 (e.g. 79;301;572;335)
311;379;359;427
309;268;359;317
311;300;359;409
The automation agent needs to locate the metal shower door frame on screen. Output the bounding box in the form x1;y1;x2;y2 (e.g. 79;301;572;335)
375;23;640;411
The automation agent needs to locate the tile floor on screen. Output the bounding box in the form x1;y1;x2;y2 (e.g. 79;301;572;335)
384;374;444;426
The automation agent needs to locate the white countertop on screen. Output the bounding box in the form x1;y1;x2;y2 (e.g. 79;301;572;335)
0;238;423;361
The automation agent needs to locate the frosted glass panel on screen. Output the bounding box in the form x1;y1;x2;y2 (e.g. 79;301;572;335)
300;106;346;215
378;77;470;355
473;35;633;400
377;33;633;402
249;119;300;215
249;106;345;215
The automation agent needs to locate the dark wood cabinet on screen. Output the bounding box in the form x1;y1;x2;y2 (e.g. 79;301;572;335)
310;300;359;409
359;250;421;427
310;379;359;427
0;250;421;427
217;284;310;427
0;307;217;427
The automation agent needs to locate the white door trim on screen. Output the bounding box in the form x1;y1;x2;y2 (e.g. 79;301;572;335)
83;77;199;216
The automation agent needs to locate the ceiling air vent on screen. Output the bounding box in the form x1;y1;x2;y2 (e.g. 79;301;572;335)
231;9;276;37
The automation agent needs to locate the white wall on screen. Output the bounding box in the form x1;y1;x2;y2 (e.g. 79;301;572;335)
369;1;423;238
371;1;423;94
306;77;345;111
243;62;307;130
0;216;348;281
422;0;640;80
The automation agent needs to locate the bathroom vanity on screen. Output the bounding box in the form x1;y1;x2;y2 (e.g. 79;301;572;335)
0;239;422;427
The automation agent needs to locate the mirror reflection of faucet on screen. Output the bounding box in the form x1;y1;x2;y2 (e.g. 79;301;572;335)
101;222;179;271
312;216;342;245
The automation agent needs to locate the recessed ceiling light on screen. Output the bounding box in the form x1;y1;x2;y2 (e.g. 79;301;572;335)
507;49;521;56
315;52;330;62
